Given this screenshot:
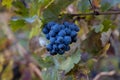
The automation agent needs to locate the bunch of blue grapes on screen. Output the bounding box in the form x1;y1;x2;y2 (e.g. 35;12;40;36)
42;21;80;55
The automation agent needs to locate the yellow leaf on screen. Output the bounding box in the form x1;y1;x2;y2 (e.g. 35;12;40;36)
104;43;110;51
0;54;4;72
2;60;13;80
1;0;13;9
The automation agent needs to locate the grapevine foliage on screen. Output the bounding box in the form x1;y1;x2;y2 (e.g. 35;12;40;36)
42;21;79;55
1;0;120;80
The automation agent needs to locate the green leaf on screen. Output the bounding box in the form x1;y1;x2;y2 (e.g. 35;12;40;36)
29;24;41;39
71;49;81;64
102;19;116;32
1;0;13;9
13;1;29;17
29;26;39;39
10;19;26;32
101;0;120;11
94;24;104;33
33;55;55;68
42;68;61;80
59;57;74;73
42;0;74;22
39;0;54;8
29;0;54;16
59;49;81;73
77;0;90;12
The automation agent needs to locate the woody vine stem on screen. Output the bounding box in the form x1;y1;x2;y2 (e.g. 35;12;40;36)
65;0;120;17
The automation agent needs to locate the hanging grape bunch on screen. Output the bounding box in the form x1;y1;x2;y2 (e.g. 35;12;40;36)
42;21;80;55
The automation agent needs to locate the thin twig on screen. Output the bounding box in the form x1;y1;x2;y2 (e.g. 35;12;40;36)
66;11;120;16
89;0;95;11
29;63;42;80
93;70;116;80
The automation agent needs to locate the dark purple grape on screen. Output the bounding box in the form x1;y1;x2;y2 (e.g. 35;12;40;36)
49;30;56;37
59;24;65;29
64;36;71;45
65;46;70;51
50;37;56;44
46;44;52;51
72;37;77;42
51;24;60;33
56;36;64;43
58;44;66;50
71;31;77;37
65;28;71;35
53;44;58;51
58;30;66;37
43;21;80;55
42;27;49;34
47;21;56;29
63;22;70;28
46;34;50;40
50;50;57;55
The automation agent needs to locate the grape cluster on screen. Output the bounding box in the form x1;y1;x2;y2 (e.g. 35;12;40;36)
42;21;80;55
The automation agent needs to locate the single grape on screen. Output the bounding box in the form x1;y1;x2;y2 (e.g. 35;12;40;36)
58;30;66;37
42;27;49;34
46;44;52;51
71;31;77;37
49;30;56;37
58;44;66;50
64;36;71;45
69;24;76;30
56;36;64;43
59;24;65;29
47;21;56;29
51;24;60;33
46;34;50;40
74;25;80;32
65;45;70;51
50;37;56;44
53;44;58;51
63;22;70;28
64;28;71;35
50;49;57;55
72;37;77;42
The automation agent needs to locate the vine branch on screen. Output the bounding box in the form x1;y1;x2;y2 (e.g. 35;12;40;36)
66;11;120;16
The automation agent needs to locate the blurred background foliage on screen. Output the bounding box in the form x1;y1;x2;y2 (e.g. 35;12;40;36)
0;0;120;80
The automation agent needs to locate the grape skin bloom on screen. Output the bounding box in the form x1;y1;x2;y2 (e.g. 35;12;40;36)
42;21;80;55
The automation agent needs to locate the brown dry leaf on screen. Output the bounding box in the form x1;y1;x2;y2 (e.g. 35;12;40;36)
92;0;101;8
81;30;102;55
